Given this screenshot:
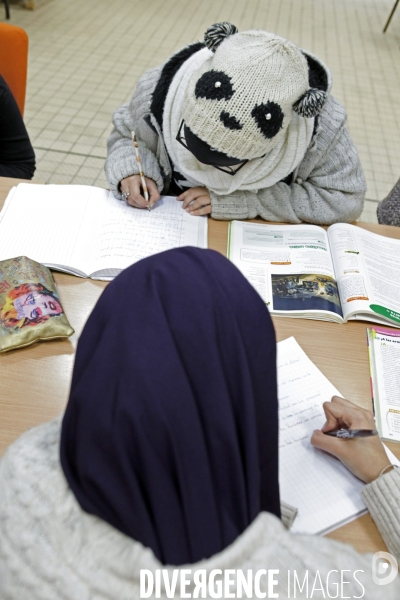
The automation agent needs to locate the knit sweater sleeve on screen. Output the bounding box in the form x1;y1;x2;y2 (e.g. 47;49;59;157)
105;67;164;199
362;469;400;562
210;96;366;225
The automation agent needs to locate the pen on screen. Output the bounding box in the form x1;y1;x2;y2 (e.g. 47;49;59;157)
131;131;151;211
323;429;378;439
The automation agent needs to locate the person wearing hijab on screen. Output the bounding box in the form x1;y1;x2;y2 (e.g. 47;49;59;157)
105;23;365;224
0;247;399;599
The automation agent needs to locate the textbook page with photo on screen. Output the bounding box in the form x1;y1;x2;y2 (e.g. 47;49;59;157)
0;184;208;281
228;220;400;327
367;326;400;443
277;336;400;534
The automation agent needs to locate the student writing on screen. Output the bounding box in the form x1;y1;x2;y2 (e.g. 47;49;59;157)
105;23;366;224
0;248;398;598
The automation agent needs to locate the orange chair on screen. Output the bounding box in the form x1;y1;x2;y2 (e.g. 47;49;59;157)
0;23;28;116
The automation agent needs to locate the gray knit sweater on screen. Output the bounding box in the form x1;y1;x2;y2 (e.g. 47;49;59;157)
0;418;399;598
377;177;400;226
105;52;366;225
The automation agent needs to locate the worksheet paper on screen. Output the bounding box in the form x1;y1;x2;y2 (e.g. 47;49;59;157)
277;337;399;535
0;184;208;279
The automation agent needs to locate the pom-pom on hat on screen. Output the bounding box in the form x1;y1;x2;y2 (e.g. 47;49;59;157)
182;24;327;161
204;22;239;52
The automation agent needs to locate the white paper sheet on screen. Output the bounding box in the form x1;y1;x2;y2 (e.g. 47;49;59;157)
277;337;399;534
0;184;208;279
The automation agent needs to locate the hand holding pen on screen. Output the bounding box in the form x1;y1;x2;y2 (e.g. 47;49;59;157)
120;132;161;210
131;132;151;211
324;428;378;439
311;396;393;483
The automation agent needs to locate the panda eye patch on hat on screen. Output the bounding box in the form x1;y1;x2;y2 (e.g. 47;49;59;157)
252;102;284;139
195;70;235;102
195;71;244;131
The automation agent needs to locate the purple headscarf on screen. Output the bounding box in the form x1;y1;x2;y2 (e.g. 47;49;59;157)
60;247;280;565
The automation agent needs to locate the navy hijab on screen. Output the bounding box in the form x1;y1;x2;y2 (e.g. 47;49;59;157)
60;248;280;566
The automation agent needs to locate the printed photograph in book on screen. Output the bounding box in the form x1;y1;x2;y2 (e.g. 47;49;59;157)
271;274;341;315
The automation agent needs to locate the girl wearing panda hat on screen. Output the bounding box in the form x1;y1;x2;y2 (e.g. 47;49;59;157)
105;23;366;224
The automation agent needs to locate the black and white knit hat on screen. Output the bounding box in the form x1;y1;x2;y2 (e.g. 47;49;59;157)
182;23;326;161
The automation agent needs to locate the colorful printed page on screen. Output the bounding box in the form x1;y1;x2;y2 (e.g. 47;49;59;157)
328;223;400;327
227;220;400;328
277;337;400;534
367;326;400;443
0;184;208;280
227;220;344;323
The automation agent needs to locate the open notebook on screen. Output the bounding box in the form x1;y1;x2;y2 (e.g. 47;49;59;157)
277;337;400;535
0;184;208;281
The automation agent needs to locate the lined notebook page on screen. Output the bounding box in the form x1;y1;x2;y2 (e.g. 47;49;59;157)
0;184;207;279
91;193;207;275
277;337;367;534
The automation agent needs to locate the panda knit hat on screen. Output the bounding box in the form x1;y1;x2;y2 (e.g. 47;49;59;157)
182;23;326;161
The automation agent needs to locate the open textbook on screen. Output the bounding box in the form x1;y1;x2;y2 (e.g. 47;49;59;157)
0;184;208;281
367;326;400;443
228;220;400;327
277;337;400;534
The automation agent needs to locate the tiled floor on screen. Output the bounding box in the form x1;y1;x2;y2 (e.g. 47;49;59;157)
3;0;400;222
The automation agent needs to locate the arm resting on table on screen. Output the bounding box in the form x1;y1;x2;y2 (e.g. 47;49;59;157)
210;96;366;225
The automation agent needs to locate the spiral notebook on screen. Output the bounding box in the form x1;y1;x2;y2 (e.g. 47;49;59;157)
277;337;399;535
